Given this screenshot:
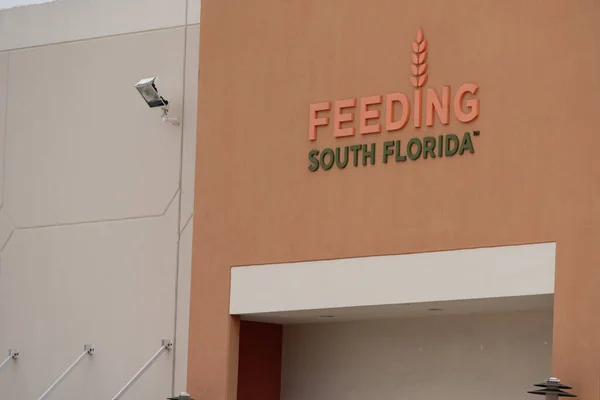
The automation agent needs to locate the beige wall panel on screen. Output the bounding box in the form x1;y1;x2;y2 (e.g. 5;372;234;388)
0;52;7;207
181;24;200;230
0;198;179;400
174;220;194;394
0;0;187;51
5;28;185;228
187;0;201;25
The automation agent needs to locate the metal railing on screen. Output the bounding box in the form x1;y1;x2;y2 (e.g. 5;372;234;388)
36;344;94;400
111;339;173;400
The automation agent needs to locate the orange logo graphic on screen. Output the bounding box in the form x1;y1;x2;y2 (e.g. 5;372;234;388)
308;29;480;141
410;29;428;88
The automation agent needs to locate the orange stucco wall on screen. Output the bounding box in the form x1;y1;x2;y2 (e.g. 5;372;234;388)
189;1;600;399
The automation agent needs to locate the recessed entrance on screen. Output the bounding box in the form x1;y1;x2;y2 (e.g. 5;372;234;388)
231;243;556;400
280;308;552;400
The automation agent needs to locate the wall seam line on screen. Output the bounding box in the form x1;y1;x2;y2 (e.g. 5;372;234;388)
163;188;181;215
8;187;179;233
171;2;191;393
0;25;200;56
0;188;179;252
1;24;189;53
1;229;13;252
2;51;10;208
13;213;163;230
180;213;193;235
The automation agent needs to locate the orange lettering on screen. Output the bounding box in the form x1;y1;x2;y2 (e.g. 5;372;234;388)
426;86;450;126
413;89;422;128
359;95;383;135
308;101;331;141
386;93;410;131
454;83;480;123
333;98;357;138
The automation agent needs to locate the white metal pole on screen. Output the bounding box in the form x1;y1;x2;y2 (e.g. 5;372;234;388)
112;339;173;400
37;344;94;400
0;349;19;371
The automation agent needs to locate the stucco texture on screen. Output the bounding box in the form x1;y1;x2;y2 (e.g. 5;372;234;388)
190;1;600;399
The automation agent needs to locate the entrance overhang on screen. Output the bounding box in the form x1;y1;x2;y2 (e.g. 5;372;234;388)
230;243;556;323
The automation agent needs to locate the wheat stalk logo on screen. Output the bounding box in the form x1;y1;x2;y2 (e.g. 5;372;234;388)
410;29;428;88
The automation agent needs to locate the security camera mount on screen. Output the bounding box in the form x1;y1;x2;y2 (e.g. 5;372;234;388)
161;105;180;126
9;349;19;359
36;344;95;400
111;339;174;400
0;349;19;371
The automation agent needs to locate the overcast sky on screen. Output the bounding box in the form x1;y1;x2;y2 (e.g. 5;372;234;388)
0;0;54;10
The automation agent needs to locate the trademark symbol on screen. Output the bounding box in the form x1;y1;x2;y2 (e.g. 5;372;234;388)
473;130;480;136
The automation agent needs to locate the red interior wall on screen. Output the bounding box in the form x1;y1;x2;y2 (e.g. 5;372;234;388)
237;321;283;400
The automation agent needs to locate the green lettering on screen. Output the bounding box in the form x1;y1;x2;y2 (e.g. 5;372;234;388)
445;134;459;156
383;141;394;164
335;147;349;169
320;148;335;170
407;138;422;160
350;145;362;167
362;143;376;166
459;132;475;155
395;140;406;162
437;135;443;157
308;150;319;172
423;136;436;159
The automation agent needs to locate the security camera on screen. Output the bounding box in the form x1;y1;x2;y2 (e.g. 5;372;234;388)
134;77;180;126
135;77;168;108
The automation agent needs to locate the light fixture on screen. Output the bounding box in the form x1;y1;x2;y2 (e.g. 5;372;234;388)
168;392;194;400
528;377;577;399
134;77;180;126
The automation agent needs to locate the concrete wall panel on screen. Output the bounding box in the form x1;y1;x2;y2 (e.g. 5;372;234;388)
0;53;7;207
0;198;179;400
188;0;201;25
5;28;185;228
180;25;199;230
0;2;200;398
0;0;187;51
173;219;193;394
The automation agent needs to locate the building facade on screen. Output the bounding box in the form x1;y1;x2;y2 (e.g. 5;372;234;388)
0;0;199;399
1;1;600;400
190;1;600;400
